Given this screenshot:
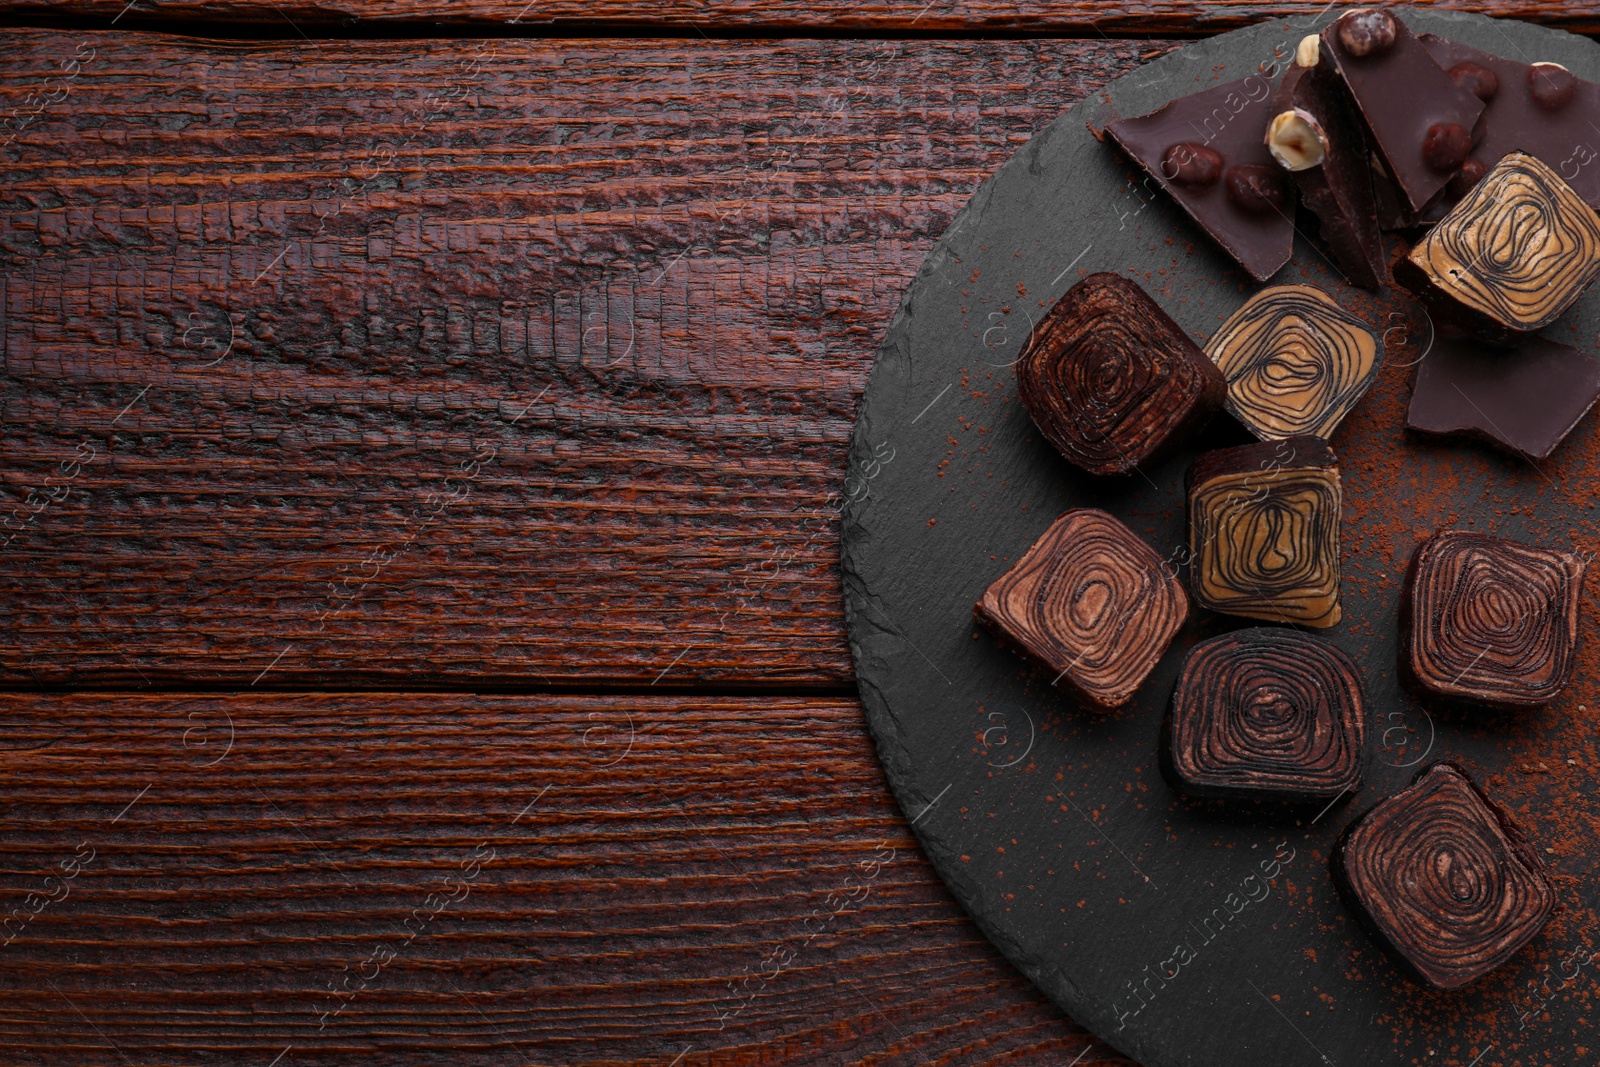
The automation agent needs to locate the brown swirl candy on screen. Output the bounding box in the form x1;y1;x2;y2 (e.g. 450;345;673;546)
1187;436;1342;628
1162;627;1365;802
1398;152;1600;340
1333;761;1555;990
1204;284;1382;441
1400;530;1584;709
975;509;1187;711
1017;273;1226;476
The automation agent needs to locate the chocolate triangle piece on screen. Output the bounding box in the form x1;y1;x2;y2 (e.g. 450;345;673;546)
1268;40;1390;289
1406;334;1600;461
1320;9;1485;215
1105;77;1294;282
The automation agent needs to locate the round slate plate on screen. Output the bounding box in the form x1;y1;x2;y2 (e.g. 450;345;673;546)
841;11;1600;1067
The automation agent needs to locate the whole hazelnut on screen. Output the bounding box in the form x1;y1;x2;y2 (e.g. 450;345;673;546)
1335;10;1398;58
1294;35;1321;69
1446;158;1488;200
1224;165;1288;214
1448;62;1499;102
1421;123;1472;172
1266;109;1329;171
1161;142;1224;187
1529;63;1577;111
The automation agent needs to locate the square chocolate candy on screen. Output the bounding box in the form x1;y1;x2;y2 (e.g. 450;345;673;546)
975;508;1187;712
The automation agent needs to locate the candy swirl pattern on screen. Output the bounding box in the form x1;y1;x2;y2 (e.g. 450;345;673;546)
1334;762;1555;990
1163;627;1364;801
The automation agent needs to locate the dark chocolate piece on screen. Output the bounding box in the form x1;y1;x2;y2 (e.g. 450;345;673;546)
975;508;1187;712
1017;272;1226;476
1400;530;1584;709
1406;333;1600;461
1205;283;1382;440
1332;761;1555;991
1398;152;1600;340
1186;436;1342;628
1162;627;1365;802
1321;9;1485;215
1106;77;1294;282
1419;35;1600;211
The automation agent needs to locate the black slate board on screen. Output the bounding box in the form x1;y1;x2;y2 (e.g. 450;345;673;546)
841;10;1600;1067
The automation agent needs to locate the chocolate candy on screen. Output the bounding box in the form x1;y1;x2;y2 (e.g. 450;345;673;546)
1400;530;1584;709
1016;272;1225;476
974;508;1187;712
1186;436;1342;628
1398;152;1600;340
1406;334;1600;461
1162;627;1365;802
1268;46;1389;289
1321;10;1485;216
1204;284;1381;440
1333;761;1555;991
1105;77;1294;282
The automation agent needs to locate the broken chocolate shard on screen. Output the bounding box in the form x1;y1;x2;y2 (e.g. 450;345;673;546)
1398;152;1600;340
1186;436;1342;628
1105;77;1294;282
1322;10;1486;215
975;508;1187;712
1406;333;1600;461
1017;272;1226;477
1162;627;1365;803
1400;530;1584;709
1205;283;1382;441
1333;761;1556;991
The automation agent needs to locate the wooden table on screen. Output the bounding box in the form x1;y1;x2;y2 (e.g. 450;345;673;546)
0;2;1583;1062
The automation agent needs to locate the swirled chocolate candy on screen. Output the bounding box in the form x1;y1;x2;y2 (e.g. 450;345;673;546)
1406;334;1600;461
1104;77;1295;282
1397;152;1600;340
1017;273;1226;476
1400;530;1584;709
1320;9;1485;217
1162;627;1365;802
1204;284;1382;440
975;508;1187;712
1187;436;1342;628
1333;761;1555;990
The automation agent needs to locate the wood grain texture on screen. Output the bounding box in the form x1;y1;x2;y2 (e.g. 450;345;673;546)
0;692;1131;1066
0;30;1172;688
0;0;1596;35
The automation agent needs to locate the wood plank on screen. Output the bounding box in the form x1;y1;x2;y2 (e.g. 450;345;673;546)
0;692;1130;1065
0;0;1593;35
0;31;1172;688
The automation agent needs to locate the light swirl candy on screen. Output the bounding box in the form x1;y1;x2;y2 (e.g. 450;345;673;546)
1204;284;1382;441
1333;761;1555;990
974;508;1187;711
1399;152;1600;339
1400;530;1585;708
1162;627;1365;802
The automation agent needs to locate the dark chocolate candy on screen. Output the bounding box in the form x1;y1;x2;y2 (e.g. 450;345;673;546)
1105;77;1294;282
974;508;1187;712
1268;47;1389;289
1016;272;1226;476
1333;761;1556;991
1399;529;1584;709
1321;9;1485;215
1162;626;1365;803
1419;34;1600;210
1406;333;1600;461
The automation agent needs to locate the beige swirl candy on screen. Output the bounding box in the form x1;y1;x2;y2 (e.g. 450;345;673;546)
1204;284;1381;441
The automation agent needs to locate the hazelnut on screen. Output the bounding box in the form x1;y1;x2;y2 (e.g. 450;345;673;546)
1529;62;1577;111
1161;142;1224;187
1224;165;1288;214
1448;61;1499;102
1336;9;1397;58
1446;158;1488;200
1295;35;1321;69
1421;123;1471;172
1266;109;1329;171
